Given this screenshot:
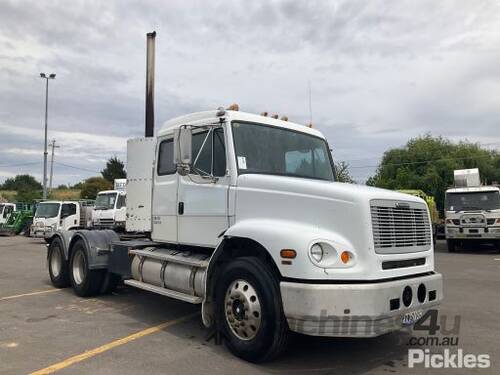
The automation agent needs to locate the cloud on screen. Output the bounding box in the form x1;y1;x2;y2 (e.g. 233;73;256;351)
1;0;500;185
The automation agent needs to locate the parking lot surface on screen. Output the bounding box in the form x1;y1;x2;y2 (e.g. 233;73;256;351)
0;236;498;374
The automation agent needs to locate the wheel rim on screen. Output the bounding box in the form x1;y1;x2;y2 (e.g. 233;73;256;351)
72;251;86;285
50;246;62;278
224;279;261;341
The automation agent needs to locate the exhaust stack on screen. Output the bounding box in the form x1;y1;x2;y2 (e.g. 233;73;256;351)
145;31;156;137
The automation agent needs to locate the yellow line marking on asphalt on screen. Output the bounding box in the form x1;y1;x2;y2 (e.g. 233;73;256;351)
29;312;198;375
0;288;62;301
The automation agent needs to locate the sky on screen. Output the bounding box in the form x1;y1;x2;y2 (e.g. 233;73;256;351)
1;0;500;186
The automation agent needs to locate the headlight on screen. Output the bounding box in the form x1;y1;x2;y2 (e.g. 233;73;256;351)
310;243;324;262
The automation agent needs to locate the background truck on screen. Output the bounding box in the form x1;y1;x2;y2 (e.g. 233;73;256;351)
45;108;443;362
0;202;16;225
91;179;126;230
445;168;500;252
31;200;94;238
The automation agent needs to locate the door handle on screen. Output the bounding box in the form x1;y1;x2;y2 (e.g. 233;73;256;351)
178;202;184;215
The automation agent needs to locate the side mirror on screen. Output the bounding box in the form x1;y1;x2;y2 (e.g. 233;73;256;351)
174;127;192;175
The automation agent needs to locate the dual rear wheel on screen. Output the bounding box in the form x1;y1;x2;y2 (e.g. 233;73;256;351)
48;238;120;296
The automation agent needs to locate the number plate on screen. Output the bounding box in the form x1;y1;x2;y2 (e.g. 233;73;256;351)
402;310;423;325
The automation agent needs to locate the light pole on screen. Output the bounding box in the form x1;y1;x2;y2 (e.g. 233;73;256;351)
40;72;56;199
49;139;60;193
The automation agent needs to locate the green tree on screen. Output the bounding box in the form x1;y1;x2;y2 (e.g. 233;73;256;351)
1;174;42;191
80;177;112;200
367;135;500;210
101;156;126;183
334;161;355;183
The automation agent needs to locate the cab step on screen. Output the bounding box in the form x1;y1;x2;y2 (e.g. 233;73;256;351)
123;279;203;304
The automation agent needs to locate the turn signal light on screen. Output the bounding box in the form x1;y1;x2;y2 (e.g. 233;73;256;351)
280;249;297;259
340;251;350;264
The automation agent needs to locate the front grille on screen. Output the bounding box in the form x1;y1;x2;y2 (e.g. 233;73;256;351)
371;199;432;254
382;258;426;270
96;218;114;227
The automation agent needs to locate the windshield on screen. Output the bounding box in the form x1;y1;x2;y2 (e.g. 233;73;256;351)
446;191;500;211
232;122;335;181
35;203;60;218
95;193;117;210
0;204;4;213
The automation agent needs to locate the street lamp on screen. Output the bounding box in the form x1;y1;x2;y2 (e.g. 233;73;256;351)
40;72;56;199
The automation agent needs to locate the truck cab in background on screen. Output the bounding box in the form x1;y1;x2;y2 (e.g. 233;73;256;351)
31;201;82;238
445;169;500;252
92;179;126;230
0;203;16;226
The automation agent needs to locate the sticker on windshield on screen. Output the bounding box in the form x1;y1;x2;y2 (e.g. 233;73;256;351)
237;156;247;169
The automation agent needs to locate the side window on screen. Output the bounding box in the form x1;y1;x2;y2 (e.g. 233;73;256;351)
213;128;226;177
158;138;176;175
117;194;126;209
62;204;76;217
192;131;212;175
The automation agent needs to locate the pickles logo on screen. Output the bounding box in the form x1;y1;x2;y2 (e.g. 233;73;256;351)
407;310;491;369
409;349;490;369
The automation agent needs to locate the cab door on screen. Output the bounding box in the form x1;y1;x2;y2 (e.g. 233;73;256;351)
61;203;78;229
151;135;179;243
177;127;229;247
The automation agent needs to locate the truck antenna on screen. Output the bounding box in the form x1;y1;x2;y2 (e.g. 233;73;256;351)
308;80;313;125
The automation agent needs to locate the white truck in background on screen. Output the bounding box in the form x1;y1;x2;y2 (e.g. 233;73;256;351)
0;202;16;225
445;168;500;252
45;108;443;362
31;201;93;238
91;179;126;230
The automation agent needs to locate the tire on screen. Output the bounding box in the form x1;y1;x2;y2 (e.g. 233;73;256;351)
215;257;289;362
69;240;105;297
447;239;456;253
48;237;70;288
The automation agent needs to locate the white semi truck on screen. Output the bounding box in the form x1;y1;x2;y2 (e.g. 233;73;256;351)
445;169;500;252
92;179;126;230
45;108;443;361
31;201;93;238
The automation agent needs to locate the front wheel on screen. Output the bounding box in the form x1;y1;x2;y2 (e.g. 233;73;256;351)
215;257;289;362
69;240;105;297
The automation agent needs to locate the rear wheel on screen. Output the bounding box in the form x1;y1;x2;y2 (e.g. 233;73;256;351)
215;257;289;362
69;240;105;297
48;237;70;288
447;239;457;252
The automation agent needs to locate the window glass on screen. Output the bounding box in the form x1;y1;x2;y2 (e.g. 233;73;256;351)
62;203;77;216
213;128;226;177
158;139;176;175
116;194;126;209
232;122;334;181
192;131;212;175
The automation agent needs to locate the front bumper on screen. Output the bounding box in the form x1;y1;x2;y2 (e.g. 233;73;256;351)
446;226;500;239
30;226;54;238
280;273;443;337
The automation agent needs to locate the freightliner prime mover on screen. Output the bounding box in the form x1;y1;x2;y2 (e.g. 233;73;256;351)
45;108;443;361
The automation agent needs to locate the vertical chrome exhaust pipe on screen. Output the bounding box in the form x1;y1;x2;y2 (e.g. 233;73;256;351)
145;31;156;137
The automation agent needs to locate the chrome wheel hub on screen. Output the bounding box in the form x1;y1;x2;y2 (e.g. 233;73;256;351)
224;279;261;341
72;251;86;285
50;246;61;278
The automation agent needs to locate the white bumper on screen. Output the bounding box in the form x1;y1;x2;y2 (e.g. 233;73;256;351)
280;272;443;337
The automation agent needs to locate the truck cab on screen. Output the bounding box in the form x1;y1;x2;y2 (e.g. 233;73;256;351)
92;190;126;229
0;203;16;225
445;186;500;251
31;201;80;238
47;109;443;362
